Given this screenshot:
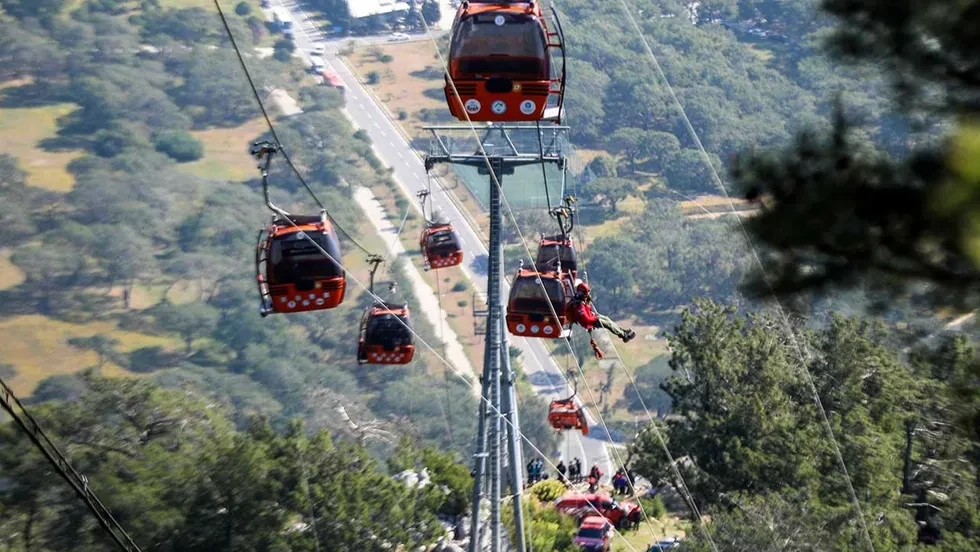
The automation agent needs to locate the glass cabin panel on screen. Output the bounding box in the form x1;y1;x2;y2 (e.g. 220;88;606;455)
268;231;343;284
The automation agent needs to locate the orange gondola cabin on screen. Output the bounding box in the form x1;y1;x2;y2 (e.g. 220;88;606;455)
445;0;566;122
256;213;346;317
535;234;577;279
357;302;416;365
506;265;574;338
421;223;464;270
548;397;589;435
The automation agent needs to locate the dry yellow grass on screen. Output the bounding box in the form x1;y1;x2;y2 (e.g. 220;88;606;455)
0;249;25;291
0;315;181;396
678;194;748;210
0;99;84;192
180;117;269;181
344;41;447;140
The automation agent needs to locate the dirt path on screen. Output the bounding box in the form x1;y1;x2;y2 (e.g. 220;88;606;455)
268;88;302;116
353;187;479;393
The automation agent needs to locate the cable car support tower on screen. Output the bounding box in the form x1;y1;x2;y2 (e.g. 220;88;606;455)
424;123;569;552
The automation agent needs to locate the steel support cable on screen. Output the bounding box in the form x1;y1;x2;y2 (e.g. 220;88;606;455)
531;8;783;545
260;211;642;552
0;377;143;552
414;9;680;545
414;14;681;550
213;0;373;257
209;9;602;542
613;2;874;549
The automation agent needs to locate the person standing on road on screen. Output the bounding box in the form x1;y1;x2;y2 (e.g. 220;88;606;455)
556;460;567;484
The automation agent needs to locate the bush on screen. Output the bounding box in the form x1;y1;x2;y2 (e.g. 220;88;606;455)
366;71;380;84
379;54;394;63
398;109;408;120
154;131;204;162
457;300;467;307
638;496;666;520
234;1;251;16
451;281;468;292
529;479;567;503
0;363;16;380
29;374;87;404
354;129;371;142
127;346;179;373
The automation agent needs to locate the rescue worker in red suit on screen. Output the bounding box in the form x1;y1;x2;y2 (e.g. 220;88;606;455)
566;280;635;359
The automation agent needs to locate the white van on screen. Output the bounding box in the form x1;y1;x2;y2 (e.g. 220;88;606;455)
310;55;326;73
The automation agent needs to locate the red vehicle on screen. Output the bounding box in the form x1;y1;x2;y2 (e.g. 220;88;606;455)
320;69;345;95
554;493;640;528
574;516;613;551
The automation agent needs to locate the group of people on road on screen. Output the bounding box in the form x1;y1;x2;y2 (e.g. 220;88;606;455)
612;468;636;495
526;458;548;484
554;457;585;484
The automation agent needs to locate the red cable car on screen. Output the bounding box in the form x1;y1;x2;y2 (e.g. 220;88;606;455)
535;234;577;279
256;212;346;317
421;222;464;270
505;264;574;338
445;0;566;122
548;397;588;434
357;302;416;365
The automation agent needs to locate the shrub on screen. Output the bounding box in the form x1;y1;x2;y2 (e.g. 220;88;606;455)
0;363;17;379
398;109;408;120
529;479;567;503
366;71;380;84
451;281;468;292
638;496;666;520
154;131;204;162
457;300;467;307
379;54;394;63
234;1;251;16
353;129;371;142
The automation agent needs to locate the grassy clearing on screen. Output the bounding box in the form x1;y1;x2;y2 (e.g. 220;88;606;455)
110;281;202;310
0;315;181;396
745;44;774;63
0;249;26;291
611;515;689;552
0;97;84;192
181;117;268;181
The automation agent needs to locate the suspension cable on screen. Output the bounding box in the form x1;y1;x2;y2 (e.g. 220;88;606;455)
259;209;643;552
213;0;374;257
220;31;641;539
0;377;144;552
613;3;874;549
415;11;692;550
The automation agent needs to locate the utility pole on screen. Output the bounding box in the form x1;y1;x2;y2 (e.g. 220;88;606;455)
424;123;569;552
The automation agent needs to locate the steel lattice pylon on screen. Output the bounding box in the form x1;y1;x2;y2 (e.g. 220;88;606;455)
424;123;570;552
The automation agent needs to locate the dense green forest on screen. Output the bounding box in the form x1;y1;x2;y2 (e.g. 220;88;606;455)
2;0;979;550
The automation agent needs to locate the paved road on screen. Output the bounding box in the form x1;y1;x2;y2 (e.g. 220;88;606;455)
272;0;617;482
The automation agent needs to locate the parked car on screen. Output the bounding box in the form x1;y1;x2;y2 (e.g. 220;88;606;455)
647;537;682;550
309;55;326;73
311;44;326;55
554;492;640;528
388;32;410;42
574;516;613;551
